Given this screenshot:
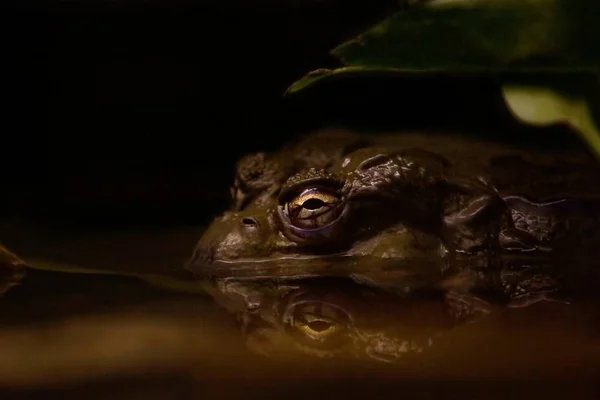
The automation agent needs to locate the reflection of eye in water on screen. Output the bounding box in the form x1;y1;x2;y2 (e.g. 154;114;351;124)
284;301;351;348
226;278;454;362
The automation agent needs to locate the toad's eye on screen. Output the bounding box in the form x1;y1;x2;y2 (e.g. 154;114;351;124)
285;189;343;229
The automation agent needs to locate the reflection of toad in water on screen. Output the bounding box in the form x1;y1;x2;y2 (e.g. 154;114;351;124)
209;277;485;362
204;250;572;362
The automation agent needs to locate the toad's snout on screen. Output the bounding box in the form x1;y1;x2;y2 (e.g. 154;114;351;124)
185;211;273;273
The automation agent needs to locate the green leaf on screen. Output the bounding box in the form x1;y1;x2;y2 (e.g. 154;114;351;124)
285;0;600;157
287;0;600;93
331;0;600;70
502;76;600;157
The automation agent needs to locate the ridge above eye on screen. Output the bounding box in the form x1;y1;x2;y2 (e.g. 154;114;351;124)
278;169;342;203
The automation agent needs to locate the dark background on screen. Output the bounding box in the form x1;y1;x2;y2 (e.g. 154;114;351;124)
4;0;405;228
3;0;583;230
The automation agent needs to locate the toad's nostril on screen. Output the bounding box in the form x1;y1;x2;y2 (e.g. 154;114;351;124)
241;217;259;227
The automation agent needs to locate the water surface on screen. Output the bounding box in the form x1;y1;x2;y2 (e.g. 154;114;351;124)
0;220;598;399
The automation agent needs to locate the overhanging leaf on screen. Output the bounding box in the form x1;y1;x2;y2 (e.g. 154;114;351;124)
285;0;600;157
331;0;600;70
288;0;600;93
502;77;600;157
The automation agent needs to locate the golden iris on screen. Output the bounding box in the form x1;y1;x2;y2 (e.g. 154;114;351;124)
285;189;341;229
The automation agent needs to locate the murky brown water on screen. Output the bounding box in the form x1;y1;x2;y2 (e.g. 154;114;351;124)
0;219;599;399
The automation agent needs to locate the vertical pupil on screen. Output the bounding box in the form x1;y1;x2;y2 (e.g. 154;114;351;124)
302;198;325;210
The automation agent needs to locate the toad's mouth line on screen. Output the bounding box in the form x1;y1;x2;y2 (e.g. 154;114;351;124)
196;249;552;267
215;253;353;264
187;251;555;285
188;253;441;281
